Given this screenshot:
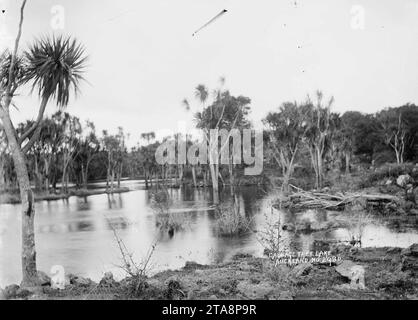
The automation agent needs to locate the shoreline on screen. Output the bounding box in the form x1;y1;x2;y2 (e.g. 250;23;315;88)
2;243;417;300
0;175;268;205
0;187;131;205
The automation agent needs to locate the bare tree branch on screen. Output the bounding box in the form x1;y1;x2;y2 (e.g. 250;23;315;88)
4;0;27;106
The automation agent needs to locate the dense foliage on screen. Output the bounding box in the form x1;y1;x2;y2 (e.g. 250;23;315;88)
2;89;418;193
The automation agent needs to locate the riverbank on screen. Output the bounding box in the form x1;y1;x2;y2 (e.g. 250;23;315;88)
2;243;417;300
276;164;418;217
0;187;131;205
0;172;269;205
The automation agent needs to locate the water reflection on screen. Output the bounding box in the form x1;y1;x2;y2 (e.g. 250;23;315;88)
1;182;418;287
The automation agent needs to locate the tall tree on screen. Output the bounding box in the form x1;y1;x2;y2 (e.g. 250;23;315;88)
140;131;155;144
0;1;87;286
195;84;209;116
378;108;407;164
377;104;418;164
195;87;251;203
77;121;100;189
102;129;127;192
302;91;335;189
338;111;378;173
263;102;307;192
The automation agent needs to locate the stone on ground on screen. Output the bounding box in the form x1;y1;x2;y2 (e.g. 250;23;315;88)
397;174;412;188
37;271;51;286
335;260;366;290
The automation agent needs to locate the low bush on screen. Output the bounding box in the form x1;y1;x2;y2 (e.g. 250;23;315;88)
360;163;418;188
215;203;252;236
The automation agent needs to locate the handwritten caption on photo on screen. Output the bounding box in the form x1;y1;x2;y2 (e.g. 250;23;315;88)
269;250;342;266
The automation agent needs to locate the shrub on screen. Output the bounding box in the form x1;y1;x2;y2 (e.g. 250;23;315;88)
360;163;418;188
215;203;252;236
149;188;172;215
106;215;157;297
155;211;186;233
257;207;284;258
150;187;187;234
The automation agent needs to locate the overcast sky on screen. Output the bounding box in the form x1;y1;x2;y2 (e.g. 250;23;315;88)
2;0;418;145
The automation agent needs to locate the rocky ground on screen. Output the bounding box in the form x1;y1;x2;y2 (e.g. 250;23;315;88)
1;243;417;300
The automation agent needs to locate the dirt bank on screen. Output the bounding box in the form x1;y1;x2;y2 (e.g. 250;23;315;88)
2;243;417;300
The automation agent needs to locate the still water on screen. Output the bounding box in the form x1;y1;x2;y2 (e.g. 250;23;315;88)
1;181;418;286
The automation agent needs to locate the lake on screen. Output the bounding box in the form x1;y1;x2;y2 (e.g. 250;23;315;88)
1;181;418;287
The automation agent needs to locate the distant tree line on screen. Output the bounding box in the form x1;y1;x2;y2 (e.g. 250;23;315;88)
264;92;418;190
2;90;418;196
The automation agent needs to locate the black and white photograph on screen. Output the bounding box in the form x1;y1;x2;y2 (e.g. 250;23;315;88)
1;0;418;305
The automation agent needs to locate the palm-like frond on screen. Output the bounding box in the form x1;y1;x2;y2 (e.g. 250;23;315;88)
182;98;190;111
194;84;208;104
24;35;87;107
0;50;27;93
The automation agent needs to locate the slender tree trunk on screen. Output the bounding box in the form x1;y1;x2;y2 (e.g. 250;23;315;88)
286;149;297;192
106;168;110;191
309;147;320;190
395;149;401;165
178;164;184;184
191;165;197;188
309;146;323;190
84;161;90;189
61;165;67;194
345;152;350;174
0;112;38;286
117;163;122;188
65;171;69;193
44;157;50;192
0;159;4;192
209;163;219;204
61;152;71;194
228;161;234;195
400;137;405;164
34;154;40;190
144;168;149;189
81;164;85;188
110;168;115;193
282;161;292;193
317;147;323;189
233;191;241;217
106;152;111;191
203;167;208;187
208;135;220;204
165;165;169;182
